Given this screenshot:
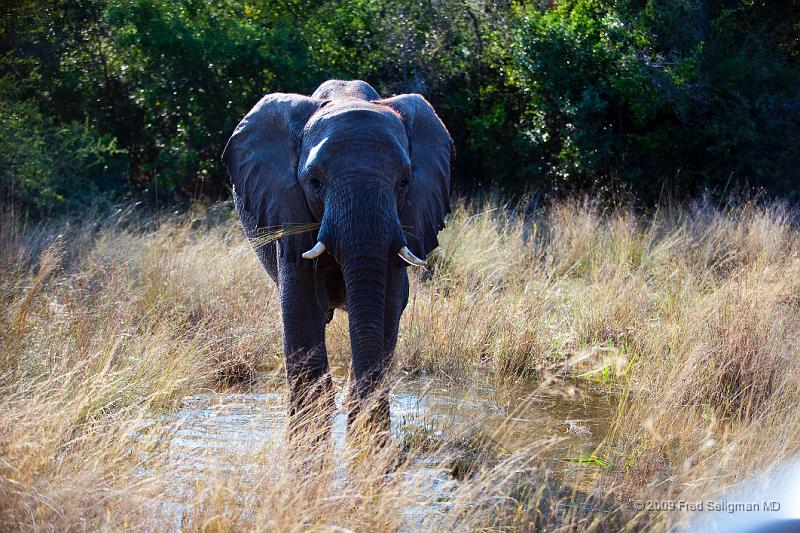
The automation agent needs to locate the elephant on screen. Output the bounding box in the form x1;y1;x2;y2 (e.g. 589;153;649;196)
222;80;452;435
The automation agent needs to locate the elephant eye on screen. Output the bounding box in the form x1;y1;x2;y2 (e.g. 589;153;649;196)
309;176;323;193
399;178;411;190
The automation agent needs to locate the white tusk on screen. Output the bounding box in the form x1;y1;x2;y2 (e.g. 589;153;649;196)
302;241;326;259
398;246;427;267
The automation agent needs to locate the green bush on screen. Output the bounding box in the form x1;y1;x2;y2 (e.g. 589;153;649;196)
0;0;798;214
0;88;126;215
505;0;800;200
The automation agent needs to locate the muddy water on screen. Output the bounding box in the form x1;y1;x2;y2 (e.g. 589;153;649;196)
162;369;613;469
153;368;615;525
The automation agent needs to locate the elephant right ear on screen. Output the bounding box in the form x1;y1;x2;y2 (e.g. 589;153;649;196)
221;94;323;263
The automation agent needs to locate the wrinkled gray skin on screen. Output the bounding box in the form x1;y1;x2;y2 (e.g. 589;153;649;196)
222;80;452;433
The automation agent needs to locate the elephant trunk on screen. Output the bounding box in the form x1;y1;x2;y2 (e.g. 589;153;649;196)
341;245;388;399
320;184;401;425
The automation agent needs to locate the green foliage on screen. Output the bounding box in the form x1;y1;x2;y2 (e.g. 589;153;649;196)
0;0;128;213
104;0;317;192
0;84;126;214
1;0;798;215
505;0;800;199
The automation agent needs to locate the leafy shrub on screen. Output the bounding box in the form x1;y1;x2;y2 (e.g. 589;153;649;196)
505;0;800;200
1;0;798;214
0;88;126;215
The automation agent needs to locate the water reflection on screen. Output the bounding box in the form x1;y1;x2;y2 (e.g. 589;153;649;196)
150;370;615;525
163;371;612;468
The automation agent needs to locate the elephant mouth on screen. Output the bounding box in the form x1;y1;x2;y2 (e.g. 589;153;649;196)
299;190;428;268
302;238;426;267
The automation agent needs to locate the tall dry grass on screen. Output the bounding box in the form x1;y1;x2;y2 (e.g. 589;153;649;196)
1;197;798;531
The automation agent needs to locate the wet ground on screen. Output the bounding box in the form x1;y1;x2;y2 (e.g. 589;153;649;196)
150;368;616;526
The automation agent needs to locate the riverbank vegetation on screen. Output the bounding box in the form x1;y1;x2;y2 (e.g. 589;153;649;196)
2;197;798;530
3;0;799;216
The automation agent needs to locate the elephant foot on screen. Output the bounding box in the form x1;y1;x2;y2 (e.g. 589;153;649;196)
286;373;335;462
345;381;392;445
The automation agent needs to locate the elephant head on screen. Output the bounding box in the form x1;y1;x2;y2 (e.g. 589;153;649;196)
221;82;452;407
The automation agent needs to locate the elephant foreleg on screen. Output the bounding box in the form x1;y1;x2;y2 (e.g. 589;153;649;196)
278;264;332;442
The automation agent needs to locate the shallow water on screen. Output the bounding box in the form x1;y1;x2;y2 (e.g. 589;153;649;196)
152;369;615;526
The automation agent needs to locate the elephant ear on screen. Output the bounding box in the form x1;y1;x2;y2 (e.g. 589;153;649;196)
221;93;323;264
380;94;453;260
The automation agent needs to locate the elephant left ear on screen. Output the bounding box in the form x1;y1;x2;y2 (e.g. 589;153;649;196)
379;94;453;260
